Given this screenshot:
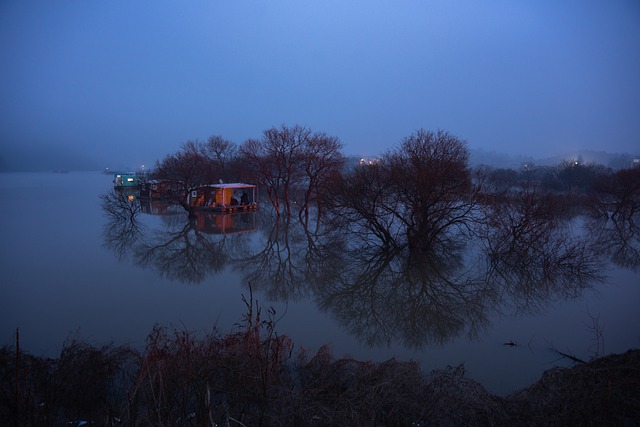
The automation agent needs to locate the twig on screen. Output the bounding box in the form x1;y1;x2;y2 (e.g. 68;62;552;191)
552;345;586;364
227;416;248;427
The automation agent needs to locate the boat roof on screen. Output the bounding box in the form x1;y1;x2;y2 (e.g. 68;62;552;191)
212;183;256;189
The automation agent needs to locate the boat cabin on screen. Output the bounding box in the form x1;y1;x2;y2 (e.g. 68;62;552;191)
113;173;139;188
189;183;258;212
139;180;181;200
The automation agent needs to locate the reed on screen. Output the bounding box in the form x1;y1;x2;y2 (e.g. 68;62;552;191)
1;301;638;426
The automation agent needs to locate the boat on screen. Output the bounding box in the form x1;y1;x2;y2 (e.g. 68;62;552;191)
189;183;258;212
138;179;182;200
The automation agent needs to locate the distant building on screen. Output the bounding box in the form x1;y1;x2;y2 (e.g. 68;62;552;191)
359;157;380;166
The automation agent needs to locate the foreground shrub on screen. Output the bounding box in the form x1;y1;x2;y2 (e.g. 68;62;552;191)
1;326;639;426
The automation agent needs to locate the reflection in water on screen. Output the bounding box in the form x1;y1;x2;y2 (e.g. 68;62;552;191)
478;189;605;313
102;189;619;350
102;191;258;283
588;215;639;271
101;190;144;261
588;166;640;270
139;199;184;216
313;239;493;349
133;218;229;283
194;210;257;235
232;213;344;302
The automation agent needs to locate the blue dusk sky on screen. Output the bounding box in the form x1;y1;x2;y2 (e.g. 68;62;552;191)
1;0;639;170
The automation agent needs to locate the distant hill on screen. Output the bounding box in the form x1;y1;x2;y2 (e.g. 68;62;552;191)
535;150;639;169
469;148;639;170
469;149;536;169
0;142;102;172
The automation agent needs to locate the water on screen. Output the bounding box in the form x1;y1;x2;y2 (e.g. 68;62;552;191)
1;171;638;395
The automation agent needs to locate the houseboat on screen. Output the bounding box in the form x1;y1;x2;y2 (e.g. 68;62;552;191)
139;179;182;200
113;173;139;188
189;183;258;212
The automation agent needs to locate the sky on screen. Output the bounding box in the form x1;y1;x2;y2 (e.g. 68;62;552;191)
1;0;639;170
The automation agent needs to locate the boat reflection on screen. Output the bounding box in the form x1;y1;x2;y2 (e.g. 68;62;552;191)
139;199;184;216
101;190;258;283
194;211;257;235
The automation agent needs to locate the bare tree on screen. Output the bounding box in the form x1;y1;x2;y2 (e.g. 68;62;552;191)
206;135;238;181
152;141;216;218
240;137;284;214
330;162;403;248
299;132;344;218
544;160;608;195
240;125;309;215
330;129;475;251
590;166;640;221
386;129;474;250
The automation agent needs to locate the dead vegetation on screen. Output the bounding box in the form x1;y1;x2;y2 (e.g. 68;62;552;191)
1;300;639;426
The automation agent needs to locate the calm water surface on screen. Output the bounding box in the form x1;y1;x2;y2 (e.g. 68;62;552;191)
1;171;638;395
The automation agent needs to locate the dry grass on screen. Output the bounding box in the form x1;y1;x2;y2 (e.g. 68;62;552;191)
505;349;640;426
2;321;638;426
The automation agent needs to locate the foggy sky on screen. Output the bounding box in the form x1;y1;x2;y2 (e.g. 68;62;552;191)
1;0;639;170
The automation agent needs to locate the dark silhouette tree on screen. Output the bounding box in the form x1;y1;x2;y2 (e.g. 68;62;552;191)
331;129;475;250
240;124;343;217
152;141;216;218
386;129;474;250
590;166;640;221
206;135;238;182
543;160;608;195
299;132;344;219
588;166;640;270
240;137;284;215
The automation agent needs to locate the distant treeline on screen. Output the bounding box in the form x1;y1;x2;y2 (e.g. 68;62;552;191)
145;125;639;219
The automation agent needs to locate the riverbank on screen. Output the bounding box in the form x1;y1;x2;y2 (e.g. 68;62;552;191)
1;322;638;426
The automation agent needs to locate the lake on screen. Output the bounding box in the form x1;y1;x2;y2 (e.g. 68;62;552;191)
1;171;638;396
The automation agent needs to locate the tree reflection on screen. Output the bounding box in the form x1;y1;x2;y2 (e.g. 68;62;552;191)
102;180;612;349
587;215;639;271
314;237;494;349
101;190;144;261
317;181;606;348
478;187;605;313
588;167;640;270
231;211;345;302
133;218;229;283
101;192;257;284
